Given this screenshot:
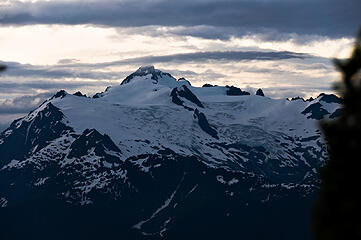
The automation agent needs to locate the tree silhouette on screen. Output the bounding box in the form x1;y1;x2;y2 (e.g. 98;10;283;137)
312;29;361;240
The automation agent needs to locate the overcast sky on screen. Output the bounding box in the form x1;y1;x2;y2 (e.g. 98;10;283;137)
0;0;360;130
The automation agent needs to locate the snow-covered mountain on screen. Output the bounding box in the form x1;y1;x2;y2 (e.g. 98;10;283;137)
0;66;340;240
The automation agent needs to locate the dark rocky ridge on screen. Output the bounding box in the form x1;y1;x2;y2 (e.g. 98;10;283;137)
177;77;192;86
302;102;330;120
67;129;122;163
226;85;250;96
0;102;73;167
92;86;111;99
318;93;340;103
51;90;67;99
73;91;87;97
194;109;219;139
256;89;265;96
289;96;314;102
170;85;204;109
329;108;342;119
202;83;216;87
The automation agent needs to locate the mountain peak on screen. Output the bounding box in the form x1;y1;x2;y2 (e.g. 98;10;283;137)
317;93;341;103
51;90;67;99
137;65;155;73
121;66;174;85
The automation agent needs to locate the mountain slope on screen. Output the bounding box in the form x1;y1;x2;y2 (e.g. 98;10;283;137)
0;66;340;240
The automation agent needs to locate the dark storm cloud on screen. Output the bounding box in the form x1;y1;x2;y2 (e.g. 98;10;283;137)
0;0;360;39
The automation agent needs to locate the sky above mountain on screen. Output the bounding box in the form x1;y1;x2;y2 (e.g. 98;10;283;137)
0;0;360;130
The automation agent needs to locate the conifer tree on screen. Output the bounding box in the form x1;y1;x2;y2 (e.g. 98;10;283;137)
312;29;361;240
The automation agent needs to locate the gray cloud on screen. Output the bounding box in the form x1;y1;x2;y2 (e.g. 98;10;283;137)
0;49;327;98
1;61;121;80
1;50;313;81
0;81;105;93
0;0;360;39
0;92;53;114
260;86;335;99
0;124;8;132
123;25;345;43
0;60;123;96
64;50;313;69
0;113;25;132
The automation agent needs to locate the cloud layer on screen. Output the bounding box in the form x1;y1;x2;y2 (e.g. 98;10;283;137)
0;49;335;99
0;93;53;132
1;0;360;40
0;92;53;114
60;50;311;68
0;50;314;81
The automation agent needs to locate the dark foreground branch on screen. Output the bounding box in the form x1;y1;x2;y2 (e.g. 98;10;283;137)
312;29;361;240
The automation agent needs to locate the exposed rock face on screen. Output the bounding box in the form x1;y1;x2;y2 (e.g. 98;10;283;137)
302;102;330;120
256;89;265;96
318;93;341;104
67;129;122;163
194;109;219;139
202;83;215;87
329;108;342;119
52;90;67;99
92;86;111;98
177;77;192;86
226;85;250;96
170;85;204;109
73;91;87;97
0;102;73;167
